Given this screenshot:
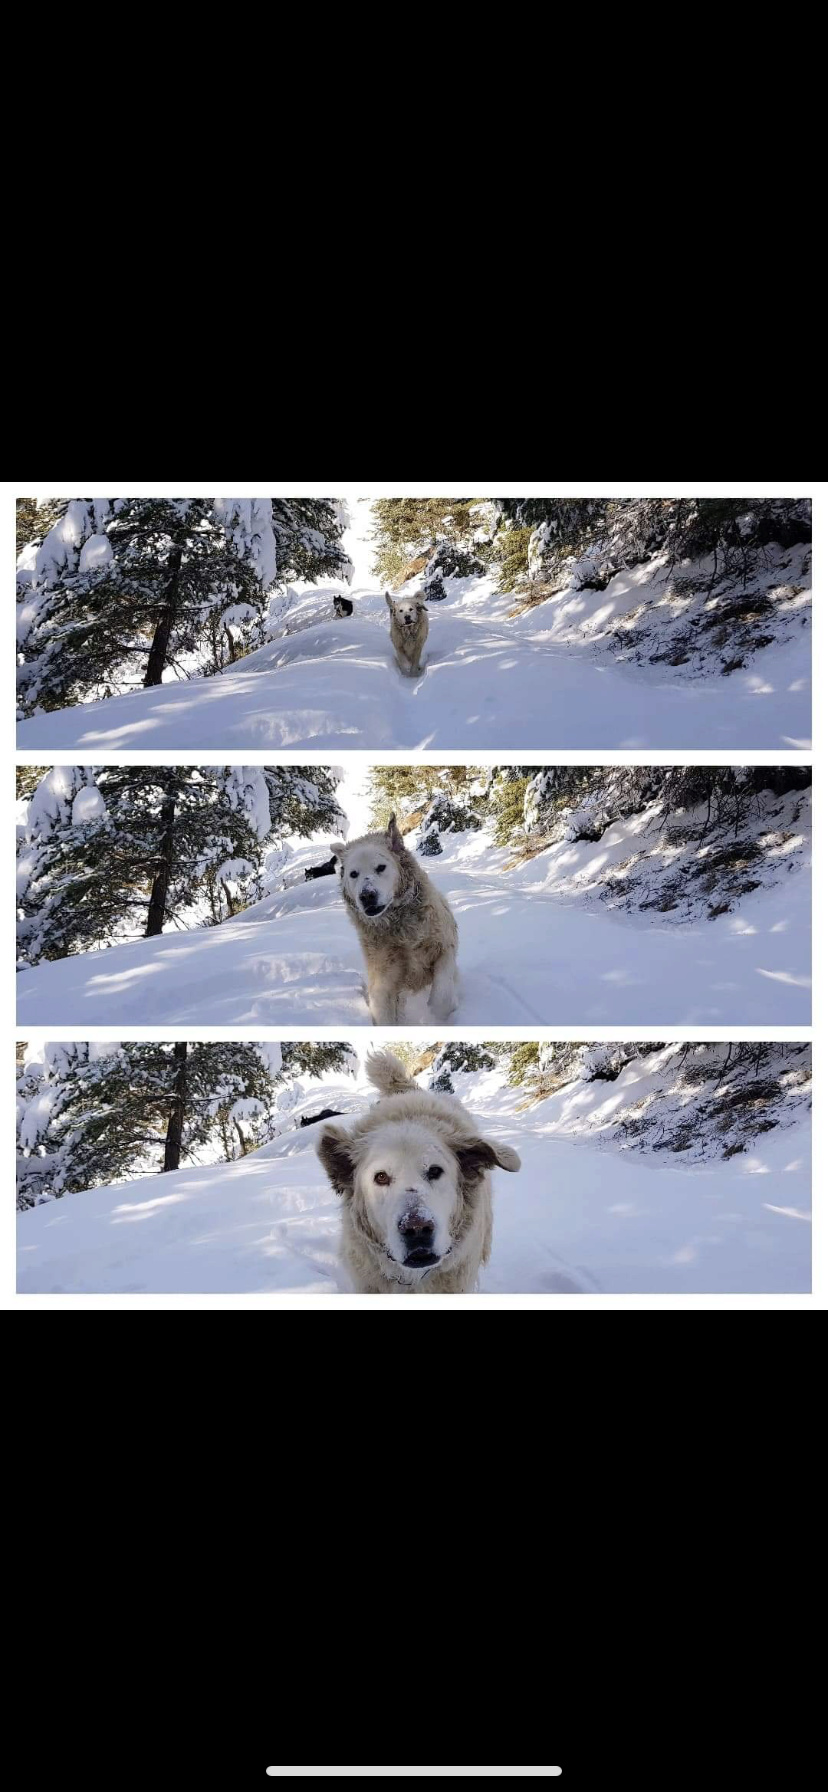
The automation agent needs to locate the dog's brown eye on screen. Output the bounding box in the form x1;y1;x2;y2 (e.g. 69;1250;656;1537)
426;1165;443;1181
376;864;386;874
350;870;358;879
374;1170;391;1186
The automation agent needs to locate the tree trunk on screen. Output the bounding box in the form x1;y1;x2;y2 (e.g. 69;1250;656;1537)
144;546;183;687
163;1043;188;1172
146;786;176;937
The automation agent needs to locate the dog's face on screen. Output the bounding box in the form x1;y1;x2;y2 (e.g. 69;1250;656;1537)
329;820;405;920
352;1119;460;1269
318;1113;521;1278
386;591;426;633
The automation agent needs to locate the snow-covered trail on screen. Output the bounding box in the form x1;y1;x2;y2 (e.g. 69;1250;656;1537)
16;507;811;750
17;830;811;1026
17;1069;811;1294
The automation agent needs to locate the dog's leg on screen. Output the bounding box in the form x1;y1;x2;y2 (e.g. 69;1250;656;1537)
428;951;459;1022
367;981;401;1026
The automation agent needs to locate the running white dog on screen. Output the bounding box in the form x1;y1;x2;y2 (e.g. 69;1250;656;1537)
329;814;459;1025
317;1051;521;1292
385;589;428;676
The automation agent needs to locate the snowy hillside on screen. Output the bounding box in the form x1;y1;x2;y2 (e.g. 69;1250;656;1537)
17;800;811;1027
17;1047;811;1294
16;502;811;750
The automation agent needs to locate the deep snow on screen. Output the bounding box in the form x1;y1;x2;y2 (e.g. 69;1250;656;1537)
16;503;811;750
17;1056;811;1294
17;821;811;1027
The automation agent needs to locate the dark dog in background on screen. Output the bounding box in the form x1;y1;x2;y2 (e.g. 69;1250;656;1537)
304;856;338;881
299;1108;344;1128
334;595;353;617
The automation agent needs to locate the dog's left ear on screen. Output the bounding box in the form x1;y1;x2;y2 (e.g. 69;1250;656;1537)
386;813;406;856
316;1124;356;1198
455;1135;521;1181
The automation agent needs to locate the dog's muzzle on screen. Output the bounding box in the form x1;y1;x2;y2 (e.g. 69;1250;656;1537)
360;891;385;917
399;1207;438;1269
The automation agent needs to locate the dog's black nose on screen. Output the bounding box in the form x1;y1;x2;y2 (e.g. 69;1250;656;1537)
400;1210;438;1268
360;893;380;914
399;1210;435;1243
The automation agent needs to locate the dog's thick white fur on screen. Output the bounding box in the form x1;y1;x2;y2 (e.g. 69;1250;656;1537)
317;1051;521;1293
329;814;459;1025
386;589;428;677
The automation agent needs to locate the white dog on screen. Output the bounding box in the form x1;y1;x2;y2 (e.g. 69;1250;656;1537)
329;814;459;1025
385;589;428;677
317;1051;521;1293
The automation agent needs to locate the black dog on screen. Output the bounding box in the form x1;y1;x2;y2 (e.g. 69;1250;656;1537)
333;595;353;617
304;856;337;881
299;1108;344;1128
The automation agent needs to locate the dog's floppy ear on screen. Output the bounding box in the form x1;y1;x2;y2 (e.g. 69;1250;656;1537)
455;1135;521;1181
386;813;406;856
385;590;394;610
328;840;346;862
316;1124;356;1198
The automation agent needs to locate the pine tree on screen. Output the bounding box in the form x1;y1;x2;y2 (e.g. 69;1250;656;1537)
16;498;351;714
369;498;482;585
17;1041;159;1206
366;765;483;829
17;764;345;964
269;500;351;583
279;1042;357;1079
16;1040;290;1205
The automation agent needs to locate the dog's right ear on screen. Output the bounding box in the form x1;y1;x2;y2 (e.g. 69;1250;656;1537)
385;591;394;610
328;841;346;862
316;1125;355;1198
386;813;406;856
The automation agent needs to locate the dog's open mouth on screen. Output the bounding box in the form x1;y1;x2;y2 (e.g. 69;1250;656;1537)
403;1248;441;1269
360;900;386;917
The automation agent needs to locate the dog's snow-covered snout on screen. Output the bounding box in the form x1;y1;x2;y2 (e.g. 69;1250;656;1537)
398;1200;438;1267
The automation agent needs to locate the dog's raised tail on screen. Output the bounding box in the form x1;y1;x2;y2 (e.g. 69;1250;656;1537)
365;1050;418;1097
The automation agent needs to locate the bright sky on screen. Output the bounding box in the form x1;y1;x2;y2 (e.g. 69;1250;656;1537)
339;496;377;588
336;758;373;837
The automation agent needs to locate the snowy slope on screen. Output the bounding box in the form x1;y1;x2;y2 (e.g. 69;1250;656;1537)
17;1058;811;1294
17;823;811;1027
16;527;811;751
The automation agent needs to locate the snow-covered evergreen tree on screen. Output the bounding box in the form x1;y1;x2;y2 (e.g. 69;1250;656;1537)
16;498;351;715
17;764;344;964
279;1042;357;1079
269;499;351;584
17;1041;145;1207
16;1039;357;1206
